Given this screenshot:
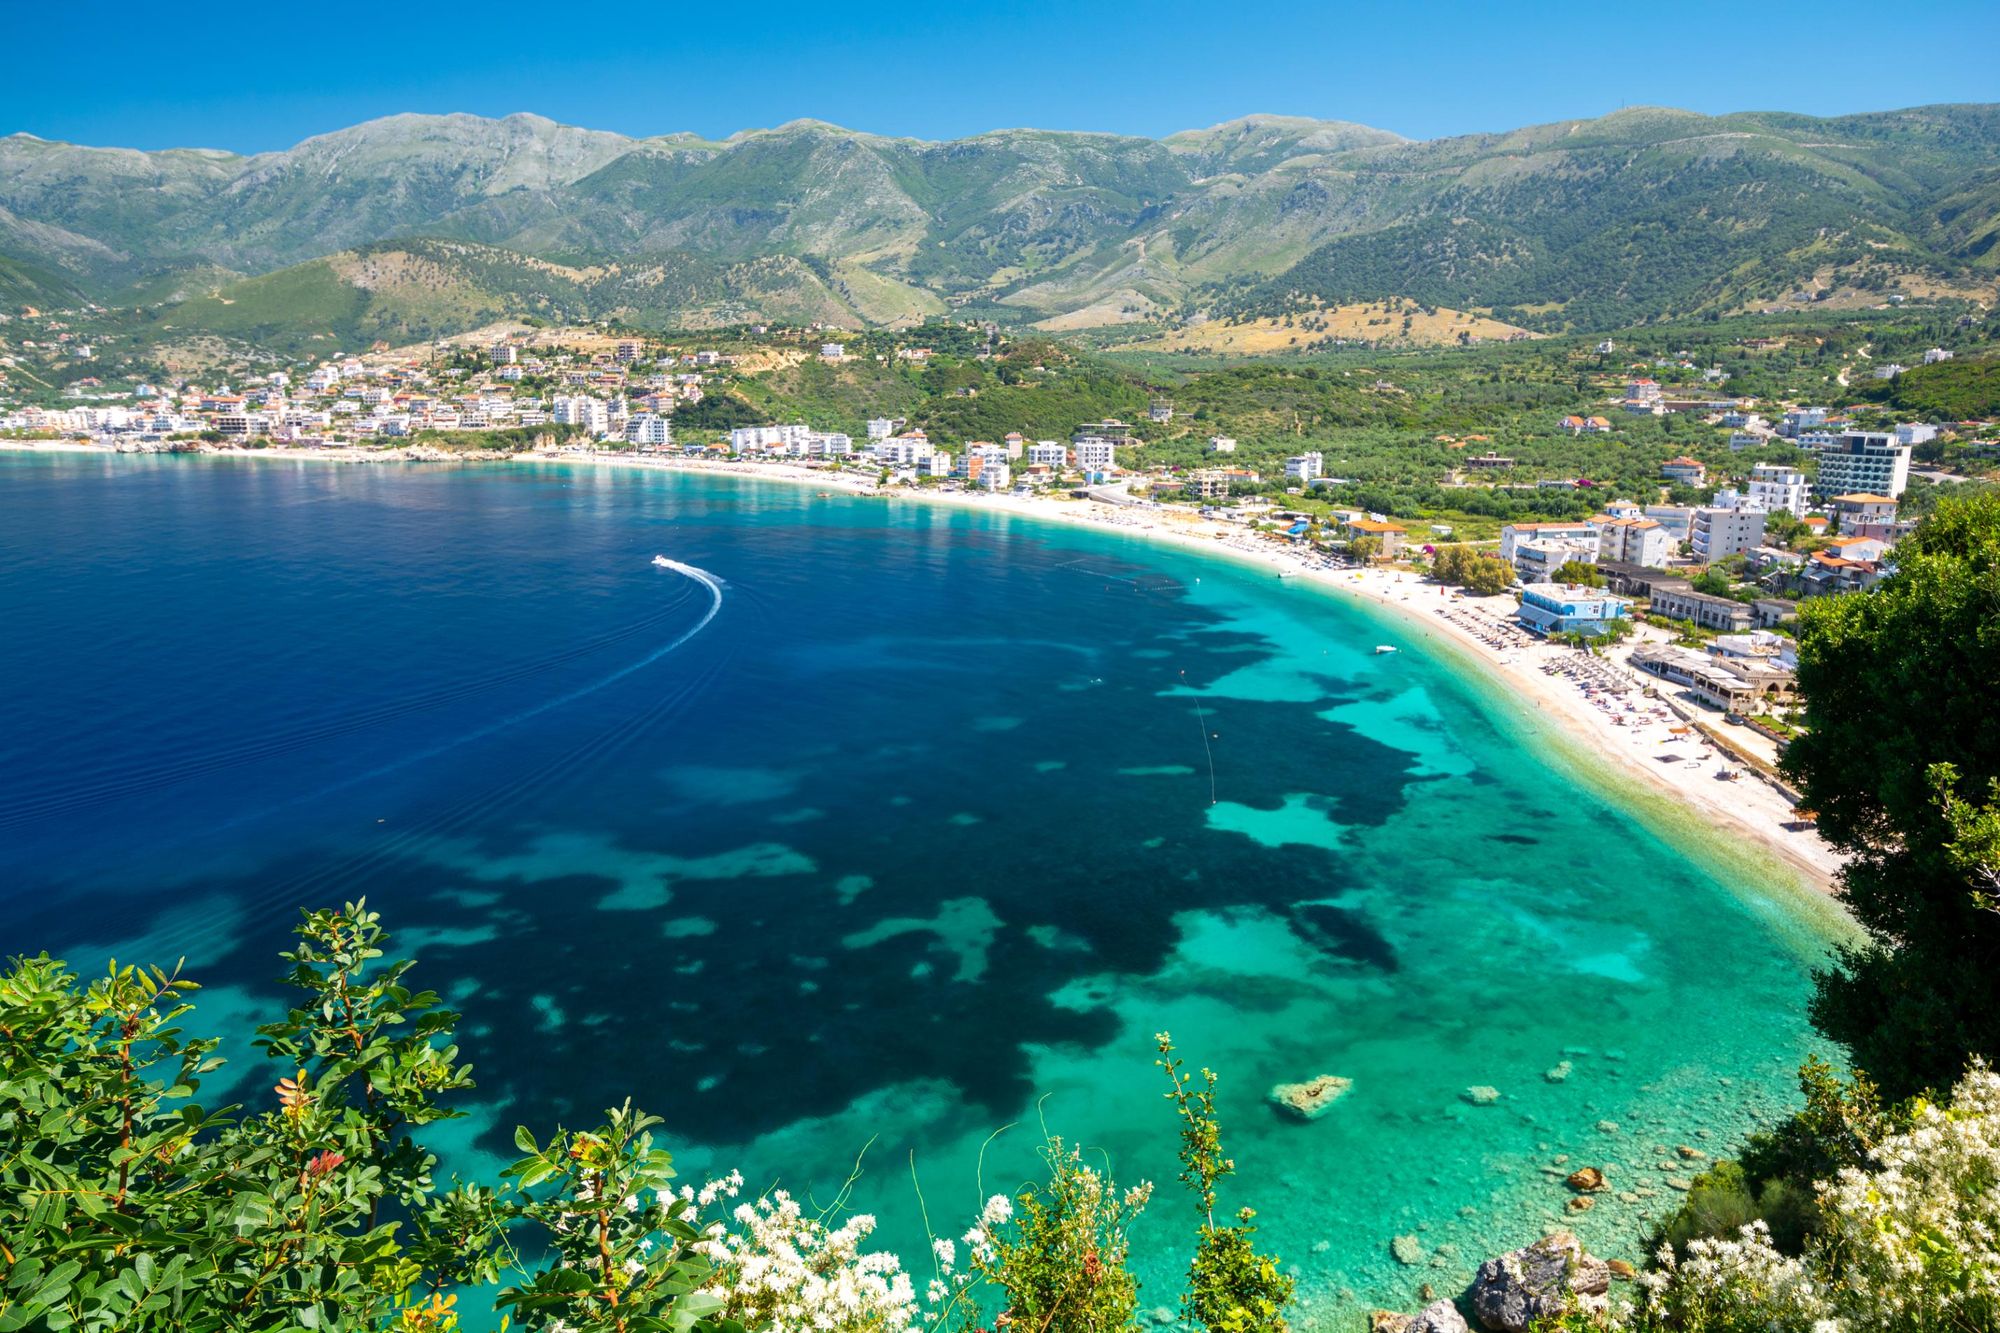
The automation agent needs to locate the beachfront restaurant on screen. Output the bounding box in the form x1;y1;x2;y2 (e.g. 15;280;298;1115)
1515;583;1633;637
1629;643;1797;714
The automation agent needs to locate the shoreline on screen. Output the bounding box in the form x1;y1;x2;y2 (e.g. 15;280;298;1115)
3;441;1846;902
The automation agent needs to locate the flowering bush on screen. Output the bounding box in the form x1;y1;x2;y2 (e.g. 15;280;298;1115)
697;1184;923;1333
1611;1062;2000;1333
1817;1063;2000;1329
0;909;1291;1333
968;1140;1152;1333
1631;1221;1834;1331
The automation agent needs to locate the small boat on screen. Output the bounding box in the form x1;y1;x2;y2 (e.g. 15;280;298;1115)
651;554;673;568
1278;570;1299;579
1374;645;1398;655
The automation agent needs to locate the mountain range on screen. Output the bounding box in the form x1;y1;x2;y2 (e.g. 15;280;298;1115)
3;104;1996;342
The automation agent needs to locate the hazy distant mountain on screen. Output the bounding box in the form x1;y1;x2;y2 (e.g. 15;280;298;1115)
1;105;1995;335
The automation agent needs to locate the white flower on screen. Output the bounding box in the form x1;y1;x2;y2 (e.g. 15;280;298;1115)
979;1193;1013;1226
1620;1062;2000;1331
693;1174;923;1333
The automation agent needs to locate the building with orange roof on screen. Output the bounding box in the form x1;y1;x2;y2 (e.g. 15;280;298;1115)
1827;492;1900;540
1343;517;1408;558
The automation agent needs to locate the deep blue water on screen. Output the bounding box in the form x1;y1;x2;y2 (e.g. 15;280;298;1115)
0;453;1846;1323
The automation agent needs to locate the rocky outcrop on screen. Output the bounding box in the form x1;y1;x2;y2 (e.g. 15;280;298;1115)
1406;1300;1470;1333
1465;1231;1611;1332
1374;1298;1470;1333
1564;1167;1606;1192
1267;1074;1352;1120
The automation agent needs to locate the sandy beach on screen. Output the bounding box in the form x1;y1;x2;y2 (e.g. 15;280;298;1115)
4;440;1843;894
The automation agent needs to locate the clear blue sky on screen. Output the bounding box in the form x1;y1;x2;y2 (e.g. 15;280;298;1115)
10;0;1997;152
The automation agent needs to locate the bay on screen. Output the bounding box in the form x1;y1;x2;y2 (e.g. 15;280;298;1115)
0;453;1845;1322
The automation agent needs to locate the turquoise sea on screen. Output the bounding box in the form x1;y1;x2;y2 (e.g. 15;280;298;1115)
0;453;1851;1323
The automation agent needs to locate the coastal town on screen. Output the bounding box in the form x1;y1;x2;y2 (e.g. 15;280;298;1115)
5;316;1984;891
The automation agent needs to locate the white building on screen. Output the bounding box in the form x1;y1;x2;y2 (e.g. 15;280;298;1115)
1595;517;1671;568
1746;463;1809;519
1072;437;1117;472
1512;537;1600;582
1895;422;1939;446
866;417;899;441
1499;521;1599;564
799;431;853;458
1027;442;1069;469
1923;348;1954;365
1814;431;1912;500
625;414;672;447
819;343;845;361
871;436;933;467
1779;407;1828;437
729;423;814;454
1208;436;1237;454
1691;505;1768;561
1284;452;1324;484
552;396;610;434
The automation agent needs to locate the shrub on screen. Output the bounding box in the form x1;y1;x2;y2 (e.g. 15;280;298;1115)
1156;1034;1293;1333
969;1139;1151;1333
1611;1062;2000;1333
0;910;1278;1333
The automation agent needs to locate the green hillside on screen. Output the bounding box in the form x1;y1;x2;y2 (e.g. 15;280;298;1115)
2;104;1996;340
0;248;84;307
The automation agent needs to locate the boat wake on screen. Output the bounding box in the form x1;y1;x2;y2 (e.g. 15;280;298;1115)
0;559;726;831
378;558;723;767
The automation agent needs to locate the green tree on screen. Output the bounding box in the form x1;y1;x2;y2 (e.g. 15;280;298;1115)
0;900;502;1332
1430;544;1472;584
1462;555;1516;597
1552;559;1603;587
1782;493;2000;1097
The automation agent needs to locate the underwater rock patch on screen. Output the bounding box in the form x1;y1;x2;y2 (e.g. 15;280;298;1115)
1268;1073;1353;1120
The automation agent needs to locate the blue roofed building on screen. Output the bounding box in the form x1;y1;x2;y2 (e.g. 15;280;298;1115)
1516;583;1632;637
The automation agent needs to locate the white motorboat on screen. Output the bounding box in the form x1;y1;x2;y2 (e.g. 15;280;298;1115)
1374;644;1398;654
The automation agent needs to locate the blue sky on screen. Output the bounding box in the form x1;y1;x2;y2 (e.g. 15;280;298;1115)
10;0;1997;152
